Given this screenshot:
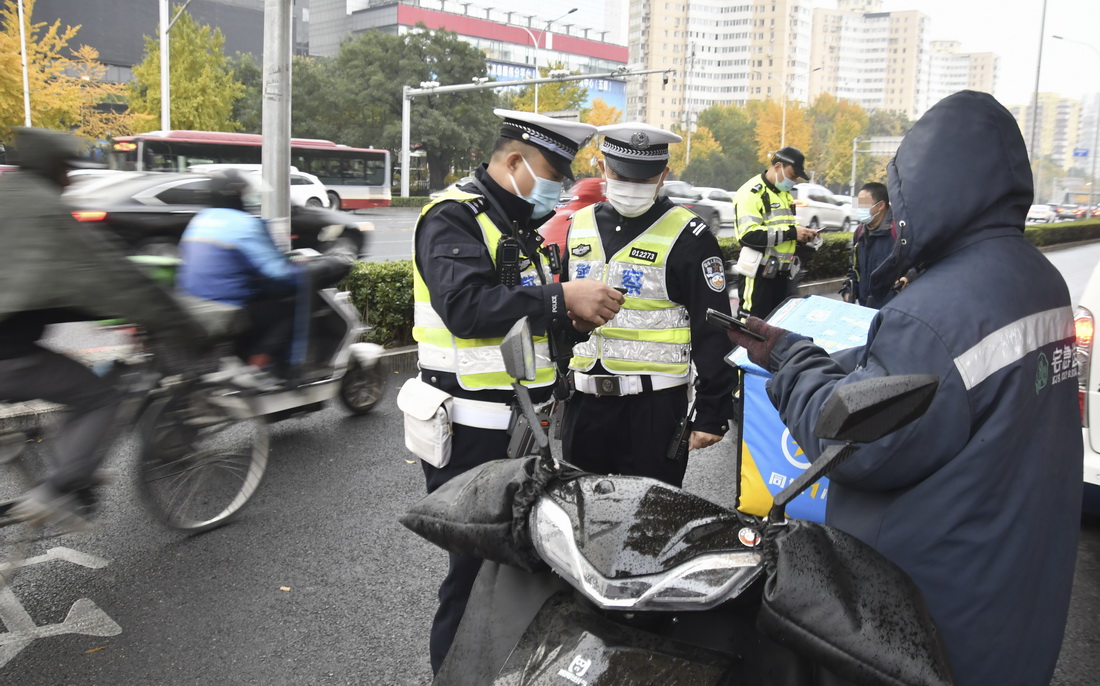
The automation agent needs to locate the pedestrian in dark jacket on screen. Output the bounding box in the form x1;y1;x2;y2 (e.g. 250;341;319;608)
841;181;897;308
726;91;1080;686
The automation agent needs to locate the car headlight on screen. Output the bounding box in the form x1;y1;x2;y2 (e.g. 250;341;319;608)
530;498;763;611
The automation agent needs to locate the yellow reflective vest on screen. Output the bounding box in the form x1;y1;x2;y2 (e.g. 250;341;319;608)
412;189;555;391
732;174;798;271
566;204;692;378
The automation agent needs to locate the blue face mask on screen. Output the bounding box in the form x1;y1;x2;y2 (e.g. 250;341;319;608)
775;165;795;192
855;202;880;225
511;156;563;218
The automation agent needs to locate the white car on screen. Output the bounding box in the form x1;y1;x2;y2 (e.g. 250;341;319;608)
692;186;735;230
188;163;330;208
790;183;852;231
1027;204;1057;223
1074;261;1100;515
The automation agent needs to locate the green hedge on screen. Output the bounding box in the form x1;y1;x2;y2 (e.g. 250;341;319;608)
344;219;1100;348
718;232;853;282
341;260;414;348
389;197;431;208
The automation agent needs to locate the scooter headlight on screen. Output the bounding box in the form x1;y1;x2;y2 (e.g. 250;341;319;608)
530;498;763;611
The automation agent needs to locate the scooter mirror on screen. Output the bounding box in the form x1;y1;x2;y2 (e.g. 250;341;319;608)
501;317;537;381
814;374;939;444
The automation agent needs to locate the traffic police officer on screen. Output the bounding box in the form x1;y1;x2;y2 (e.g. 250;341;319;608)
559;122;737;487
732;146;818;319
411;109;623;674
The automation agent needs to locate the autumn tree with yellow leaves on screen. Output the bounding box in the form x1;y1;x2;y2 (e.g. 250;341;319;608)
0;0;135;144
572;98;622;178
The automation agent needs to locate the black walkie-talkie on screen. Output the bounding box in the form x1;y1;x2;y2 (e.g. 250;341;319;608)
497;221;522;287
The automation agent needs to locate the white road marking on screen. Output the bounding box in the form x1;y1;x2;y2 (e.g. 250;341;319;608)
0;546;120;667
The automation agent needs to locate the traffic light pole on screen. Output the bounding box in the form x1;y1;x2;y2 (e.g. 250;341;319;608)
400;67;674;197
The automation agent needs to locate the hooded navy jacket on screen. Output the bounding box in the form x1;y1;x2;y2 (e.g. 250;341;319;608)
766;91;1081;686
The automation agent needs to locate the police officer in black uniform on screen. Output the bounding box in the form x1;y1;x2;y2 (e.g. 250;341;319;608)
411;109;623;674
558;122;737;488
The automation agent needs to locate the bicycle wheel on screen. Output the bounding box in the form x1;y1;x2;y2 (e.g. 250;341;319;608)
136;382;269;532
0;432;36;585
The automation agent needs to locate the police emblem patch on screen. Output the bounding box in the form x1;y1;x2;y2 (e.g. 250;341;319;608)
630;131;650;148
629;247;658;263
702;256;725;292
571;244;592;257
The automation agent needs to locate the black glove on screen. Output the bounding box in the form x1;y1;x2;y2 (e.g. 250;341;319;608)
727;317;797;373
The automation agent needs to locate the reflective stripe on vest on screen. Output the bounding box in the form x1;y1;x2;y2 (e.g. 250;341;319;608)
412;188;555;390
566;204;691;377
733;176;797;265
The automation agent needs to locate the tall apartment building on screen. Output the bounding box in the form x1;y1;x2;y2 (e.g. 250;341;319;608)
923;41;997;115
627;1;814;132
310;0;628;110
808;1;932;119
628;0;992;128
1010;93;1083;172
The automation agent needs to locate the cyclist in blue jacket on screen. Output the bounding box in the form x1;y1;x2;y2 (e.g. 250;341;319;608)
178;170;298;371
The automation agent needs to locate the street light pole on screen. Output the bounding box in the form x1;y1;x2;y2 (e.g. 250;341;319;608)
1053;35;1100;211
16;0;30;126
527;8;576;114
1029;0;1049;201
781;68;820;149
850;137;860;196
158;0;195;132
400;67;675;196
261;0;292;250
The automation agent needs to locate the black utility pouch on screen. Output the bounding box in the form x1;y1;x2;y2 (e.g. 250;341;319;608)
761;255;780;279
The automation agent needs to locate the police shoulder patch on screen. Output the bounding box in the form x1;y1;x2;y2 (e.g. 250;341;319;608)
702;256;725;292
750;183;762;193
571;244;592;257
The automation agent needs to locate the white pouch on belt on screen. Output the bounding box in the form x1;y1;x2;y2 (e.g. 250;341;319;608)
396;377;453;468
733;245;763;277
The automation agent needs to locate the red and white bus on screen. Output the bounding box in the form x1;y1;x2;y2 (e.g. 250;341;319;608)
108;130;391;209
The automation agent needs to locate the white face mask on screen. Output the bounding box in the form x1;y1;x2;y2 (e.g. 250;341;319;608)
604;176;661;217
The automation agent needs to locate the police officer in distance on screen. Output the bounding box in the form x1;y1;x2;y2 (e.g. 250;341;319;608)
732;146;819;319
559;122;737;487
411;109;623;674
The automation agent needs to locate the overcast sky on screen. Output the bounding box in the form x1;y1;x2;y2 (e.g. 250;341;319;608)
878;0;1100;107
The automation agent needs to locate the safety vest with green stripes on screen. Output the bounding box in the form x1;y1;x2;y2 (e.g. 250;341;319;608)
732;174;798;269
566;204;692;378
412;189;555;391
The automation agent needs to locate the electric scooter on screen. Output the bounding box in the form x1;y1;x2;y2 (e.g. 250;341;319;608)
404;317;954;686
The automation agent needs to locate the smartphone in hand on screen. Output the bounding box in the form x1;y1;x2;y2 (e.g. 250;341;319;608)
705;308;766;341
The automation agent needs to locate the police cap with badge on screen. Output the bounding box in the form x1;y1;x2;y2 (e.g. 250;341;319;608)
494;109;596;181
597;122;682;180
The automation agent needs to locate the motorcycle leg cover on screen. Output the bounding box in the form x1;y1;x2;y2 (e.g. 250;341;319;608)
756;519;955;686
400;456;585;573
434;562;569;684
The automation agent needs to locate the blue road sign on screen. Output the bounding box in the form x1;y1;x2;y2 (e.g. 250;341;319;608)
1074;148;1089;158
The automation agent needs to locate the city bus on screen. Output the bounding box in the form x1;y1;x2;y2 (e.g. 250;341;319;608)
108;130;391;209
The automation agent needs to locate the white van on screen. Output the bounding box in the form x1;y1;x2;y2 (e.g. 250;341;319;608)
1073;262;1100;515
790;183;852;231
